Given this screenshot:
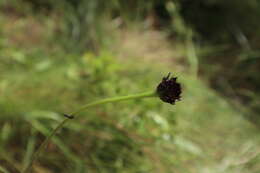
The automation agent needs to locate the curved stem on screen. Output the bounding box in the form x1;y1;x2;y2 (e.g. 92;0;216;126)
70;91;156;116
23;91;156;173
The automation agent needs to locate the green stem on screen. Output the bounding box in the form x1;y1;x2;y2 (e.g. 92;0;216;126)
70;91;156;116
23;91;156;173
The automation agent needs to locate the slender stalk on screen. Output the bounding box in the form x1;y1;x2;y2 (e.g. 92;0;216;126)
23;91;156;173
70;91;156;116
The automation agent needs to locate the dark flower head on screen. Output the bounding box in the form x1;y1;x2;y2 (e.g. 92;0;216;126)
156;73;182;104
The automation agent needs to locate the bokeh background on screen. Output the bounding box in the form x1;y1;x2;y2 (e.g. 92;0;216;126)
1;0;260;172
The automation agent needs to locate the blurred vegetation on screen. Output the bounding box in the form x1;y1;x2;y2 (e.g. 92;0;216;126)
1;0;260;173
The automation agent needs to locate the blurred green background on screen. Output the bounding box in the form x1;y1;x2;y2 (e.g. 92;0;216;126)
1;0;260;172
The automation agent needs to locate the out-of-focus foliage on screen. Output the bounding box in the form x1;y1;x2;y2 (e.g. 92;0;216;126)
178;0;260;41
175;0;260;122
1;0;260;173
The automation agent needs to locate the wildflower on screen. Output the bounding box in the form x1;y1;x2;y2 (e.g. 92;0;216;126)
156;73;182;104
26;72;182;173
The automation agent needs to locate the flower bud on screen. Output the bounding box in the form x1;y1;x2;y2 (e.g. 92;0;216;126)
156;73;182;104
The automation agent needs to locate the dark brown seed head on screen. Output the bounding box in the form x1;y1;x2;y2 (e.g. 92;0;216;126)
156;73;182;104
